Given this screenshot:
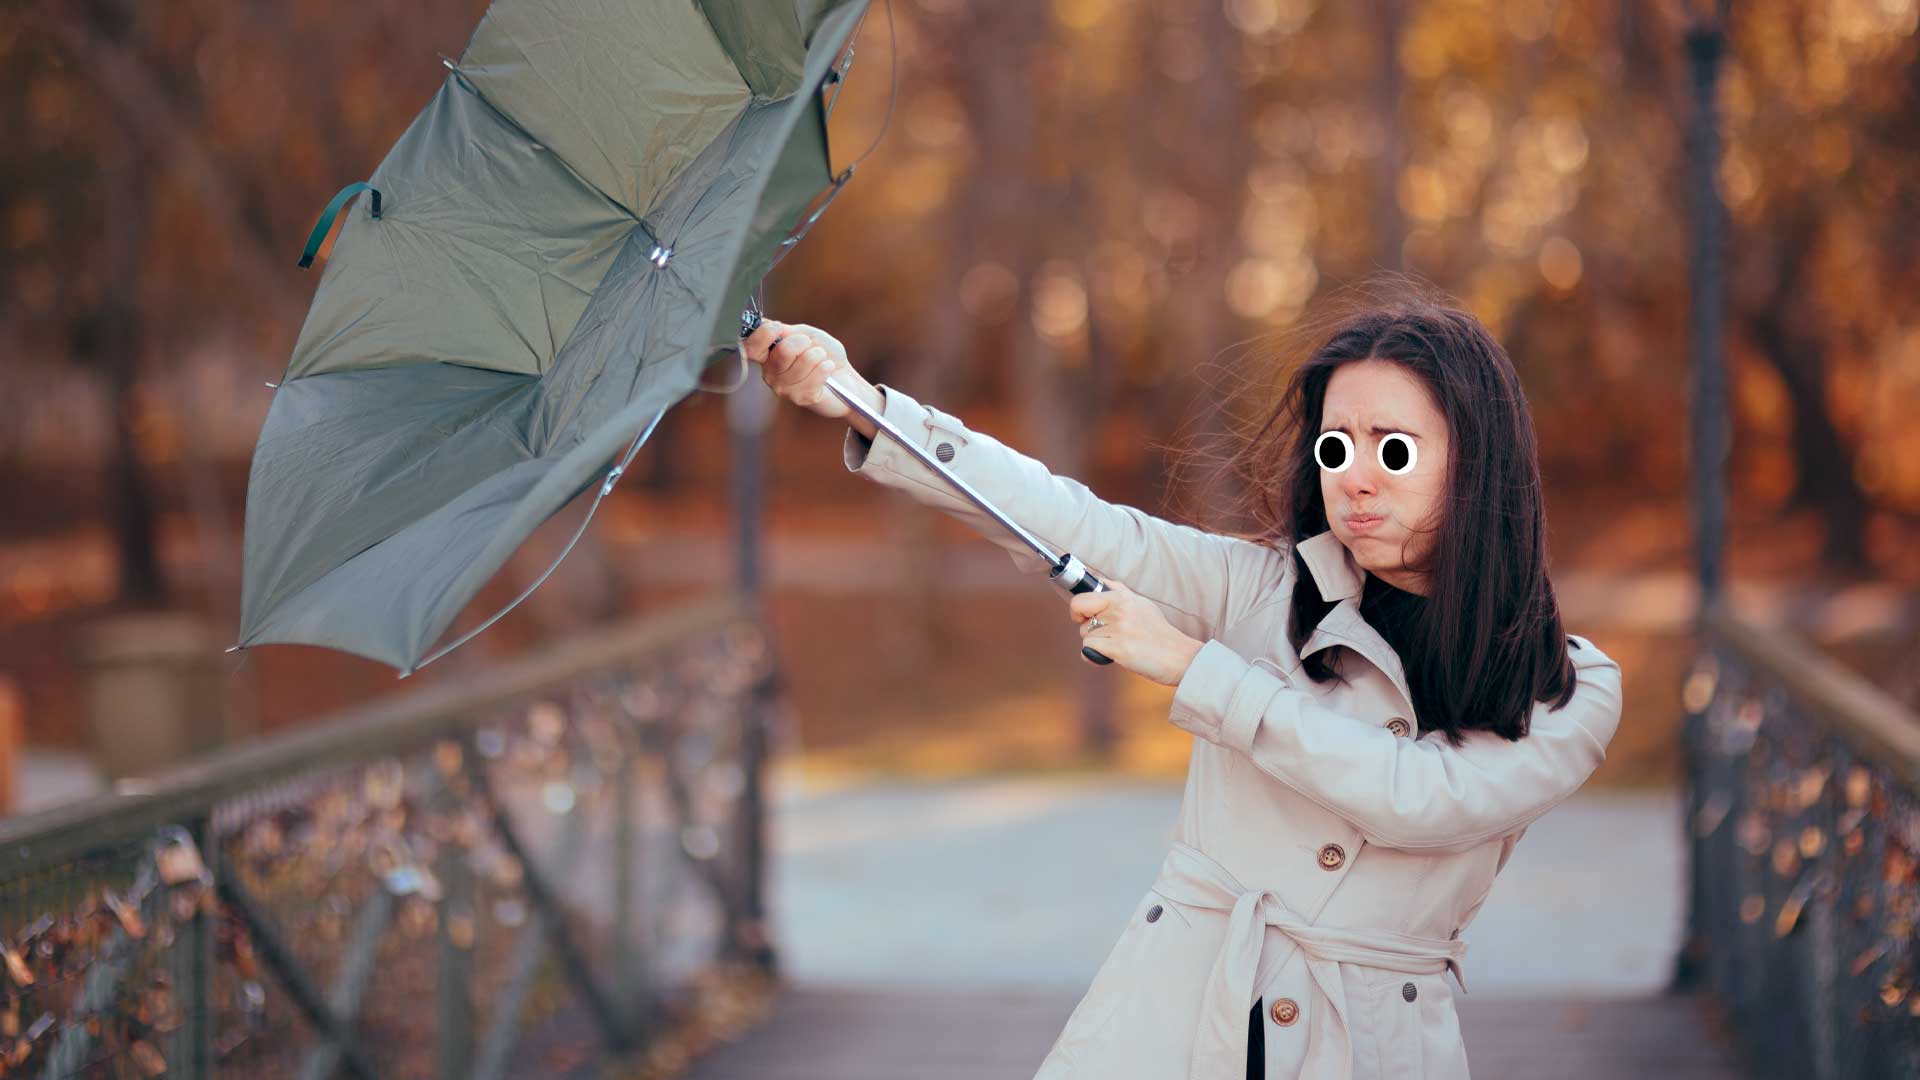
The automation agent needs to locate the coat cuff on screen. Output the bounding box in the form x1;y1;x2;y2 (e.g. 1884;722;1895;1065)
842;387;888;473
841;382;938;479
1169;639;1291;756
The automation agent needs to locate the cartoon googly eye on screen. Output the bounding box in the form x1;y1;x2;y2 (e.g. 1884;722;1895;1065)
1314;430;1353;472
1378;432;1417;475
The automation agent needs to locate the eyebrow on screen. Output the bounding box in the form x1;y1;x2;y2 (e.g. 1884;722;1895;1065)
1321;423;1421;442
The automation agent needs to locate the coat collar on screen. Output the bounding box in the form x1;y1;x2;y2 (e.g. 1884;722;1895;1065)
1295;528;1365;603
1292;528;1417;727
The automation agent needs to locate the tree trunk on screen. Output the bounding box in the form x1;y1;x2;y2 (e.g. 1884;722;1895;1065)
102;150;164;607
1749;308;1873;573
1735;198;1873;574
1153;3;1253;531
1371;0;1409;273
886;0;1042;680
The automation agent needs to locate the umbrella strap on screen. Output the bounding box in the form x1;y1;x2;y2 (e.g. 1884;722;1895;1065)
403;408;664;676
298;182;383;269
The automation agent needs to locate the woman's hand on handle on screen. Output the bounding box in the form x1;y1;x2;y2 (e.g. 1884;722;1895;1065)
740;318;881;435
1069;575;1207;686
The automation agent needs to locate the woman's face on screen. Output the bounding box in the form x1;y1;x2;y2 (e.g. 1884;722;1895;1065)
1316;360;1451;596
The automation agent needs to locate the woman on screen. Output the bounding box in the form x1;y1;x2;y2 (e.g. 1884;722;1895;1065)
739;290;1624;1080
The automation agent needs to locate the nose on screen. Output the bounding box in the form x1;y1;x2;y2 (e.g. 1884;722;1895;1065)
1340;452;1380;500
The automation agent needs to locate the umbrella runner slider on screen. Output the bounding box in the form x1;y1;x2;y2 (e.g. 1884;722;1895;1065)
740;311;1113;666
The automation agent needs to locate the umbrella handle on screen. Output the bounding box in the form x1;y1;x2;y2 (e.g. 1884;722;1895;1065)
1050;554;1115;666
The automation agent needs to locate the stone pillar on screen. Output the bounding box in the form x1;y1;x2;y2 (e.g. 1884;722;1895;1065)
78;612;232;782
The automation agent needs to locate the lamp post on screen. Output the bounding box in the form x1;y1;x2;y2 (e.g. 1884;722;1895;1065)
1675;0;1731;992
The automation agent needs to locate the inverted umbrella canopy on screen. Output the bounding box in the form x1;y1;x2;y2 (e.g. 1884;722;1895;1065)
234;0;871;675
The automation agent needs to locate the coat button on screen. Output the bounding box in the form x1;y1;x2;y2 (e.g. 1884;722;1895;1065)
1402;982;1418;1002
1386;717;1411;737
1317;843;1345;870
1145;904;1163;923
935;441;956;462
1270;998;1299;1026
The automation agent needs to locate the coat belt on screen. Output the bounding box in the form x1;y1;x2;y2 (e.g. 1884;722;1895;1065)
1150;840;1468;1080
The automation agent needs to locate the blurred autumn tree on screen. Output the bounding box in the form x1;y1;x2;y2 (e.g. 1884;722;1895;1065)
2;0;1917;623
780;0;1920;573
1;0;488;607
1712;1;1920;568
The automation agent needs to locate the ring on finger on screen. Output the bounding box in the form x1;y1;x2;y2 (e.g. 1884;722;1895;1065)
1088;616;1104;631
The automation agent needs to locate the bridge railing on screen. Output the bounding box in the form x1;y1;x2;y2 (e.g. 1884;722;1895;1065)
1684;599;1920;1079
0;594;778;1079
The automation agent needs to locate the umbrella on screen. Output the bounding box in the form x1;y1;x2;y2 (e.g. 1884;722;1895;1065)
232;0;874;676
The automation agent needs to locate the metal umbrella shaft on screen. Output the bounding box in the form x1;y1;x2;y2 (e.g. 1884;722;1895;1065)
820;374;1114;666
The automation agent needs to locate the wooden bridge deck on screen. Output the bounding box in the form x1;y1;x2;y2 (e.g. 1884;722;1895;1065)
682;983;1748;1080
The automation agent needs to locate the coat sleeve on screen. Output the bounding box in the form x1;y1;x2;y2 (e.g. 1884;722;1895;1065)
842;382;1288;643
1165;634;1624;854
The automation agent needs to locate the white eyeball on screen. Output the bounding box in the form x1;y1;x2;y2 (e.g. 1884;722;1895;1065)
1378;432;1417;475
1314;430;1353;472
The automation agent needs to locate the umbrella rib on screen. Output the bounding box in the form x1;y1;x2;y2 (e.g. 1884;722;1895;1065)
439;64;677;370
482;28;635;211
403;406;665;676
687;1;824;106
443;63;642;229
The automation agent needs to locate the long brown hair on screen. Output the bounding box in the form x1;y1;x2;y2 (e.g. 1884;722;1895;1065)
1166;275;1578;746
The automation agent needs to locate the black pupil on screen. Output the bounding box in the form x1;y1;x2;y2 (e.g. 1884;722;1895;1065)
1381;435;1411;472
1317;433;1348;470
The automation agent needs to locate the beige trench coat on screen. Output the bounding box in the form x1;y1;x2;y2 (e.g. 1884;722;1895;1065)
841;383;1626;1080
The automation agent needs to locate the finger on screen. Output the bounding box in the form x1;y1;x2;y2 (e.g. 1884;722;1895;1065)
803;346;835;376
802;350;841;403
770;332;810;376
790;345;834;397
811;349;841;395
744;317;783;359
742;319;786;362
768;333;815;382
1069;593;1110;620
799;325;847;364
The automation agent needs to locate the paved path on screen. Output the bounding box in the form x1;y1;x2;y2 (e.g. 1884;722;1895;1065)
763;772;1689;995
682;985;1744;1080
676;771;1750;1078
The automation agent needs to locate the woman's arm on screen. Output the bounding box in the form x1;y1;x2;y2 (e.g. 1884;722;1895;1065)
1165;636;1624;854
845;381;1286;644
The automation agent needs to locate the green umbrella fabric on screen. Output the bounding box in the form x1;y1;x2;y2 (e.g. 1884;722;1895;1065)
234;0;871;675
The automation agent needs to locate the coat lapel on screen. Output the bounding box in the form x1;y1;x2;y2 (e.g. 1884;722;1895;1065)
1293;529;1417;724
